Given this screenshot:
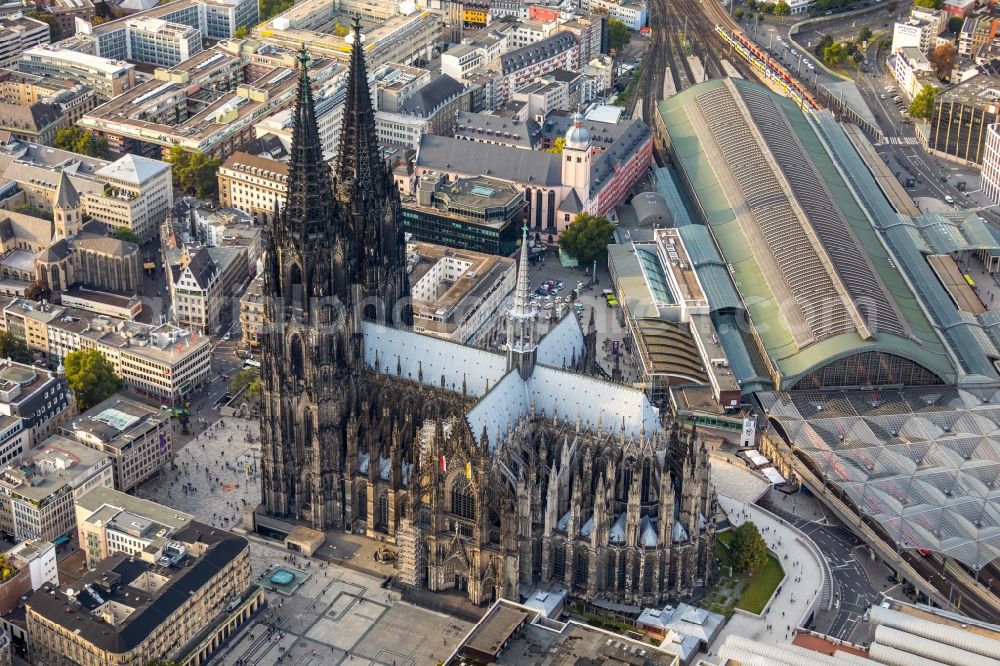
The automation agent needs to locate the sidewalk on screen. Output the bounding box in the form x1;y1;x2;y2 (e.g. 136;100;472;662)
707;495;827;657
138;416;261;529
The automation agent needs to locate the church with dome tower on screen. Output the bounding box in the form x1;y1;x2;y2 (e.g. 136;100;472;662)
257;18;718;607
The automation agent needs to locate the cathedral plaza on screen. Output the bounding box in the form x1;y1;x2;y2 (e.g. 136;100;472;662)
137;416;473;666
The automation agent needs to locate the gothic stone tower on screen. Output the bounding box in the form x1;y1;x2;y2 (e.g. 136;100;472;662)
259;22;411;529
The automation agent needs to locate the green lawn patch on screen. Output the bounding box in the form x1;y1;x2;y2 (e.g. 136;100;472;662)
704;530;784;616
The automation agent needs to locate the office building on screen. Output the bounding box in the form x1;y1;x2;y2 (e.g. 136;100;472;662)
66;396;171;492
408;241;516;344
984;123;1000;206
78;0;258;64
0;15;50;70
19;46;136;102
166;244;247;334
41;0;95;37
929;72;1000;165
26;526;261;666
0;298;212;402
892;6;946;54
589;0;647;30
0;101;64;146
0;436;113;542
254;0;443;70
493;32;580;103
957;16;1000;58
217;151;289;225
78;43;335;160
6;539;58;591
0;70;97;127
253;62;349;162
0;138;172;243
890;46;934;100
238;274;264;350
0;359;74;458
402;173;525;255
75;486;192;568
376;74;472;150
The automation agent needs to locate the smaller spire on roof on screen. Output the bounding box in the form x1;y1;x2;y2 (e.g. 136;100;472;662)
54;171;78;210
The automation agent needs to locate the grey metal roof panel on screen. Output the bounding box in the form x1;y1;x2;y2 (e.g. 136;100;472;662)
589;121;651;195
535;313;585;369
363;321;508;396
399;75;467;117
415;134;562;185
499;32;578;75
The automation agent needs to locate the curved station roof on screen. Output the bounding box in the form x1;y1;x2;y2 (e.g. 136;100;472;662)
658;78;955;390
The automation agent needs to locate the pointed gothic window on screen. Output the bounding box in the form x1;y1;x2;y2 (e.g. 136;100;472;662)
377;490;389;530
641;459;652;504
451;476;475;521
573;549;588;587
356;484;367;521
289;335;304;380
553;544;566;578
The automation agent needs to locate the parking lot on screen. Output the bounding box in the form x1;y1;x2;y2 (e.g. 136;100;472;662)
525;251;644;383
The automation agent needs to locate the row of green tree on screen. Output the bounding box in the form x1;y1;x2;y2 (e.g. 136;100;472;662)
54;127;111;160
167;146;222;200
0;336;123;411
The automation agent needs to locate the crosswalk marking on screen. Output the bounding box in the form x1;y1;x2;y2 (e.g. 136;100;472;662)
878;137;919;146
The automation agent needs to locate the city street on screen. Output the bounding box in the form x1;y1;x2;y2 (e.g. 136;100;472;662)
757;492;888;643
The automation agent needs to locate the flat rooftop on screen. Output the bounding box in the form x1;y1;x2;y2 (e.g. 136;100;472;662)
79;43;333;151
70;394;167;449
456;600;678;665
77;485;193;531
937;72;1000;105
408;242;514;335
0;435;108;502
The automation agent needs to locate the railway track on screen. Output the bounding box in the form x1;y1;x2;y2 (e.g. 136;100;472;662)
628;0;757;122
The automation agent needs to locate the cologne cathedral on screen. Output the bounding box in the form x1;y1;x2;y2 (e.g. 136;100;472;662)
258;19;718;607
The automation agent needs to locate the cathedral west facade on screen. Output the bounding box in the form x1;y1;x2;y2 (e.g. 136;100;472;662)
258;19;718;607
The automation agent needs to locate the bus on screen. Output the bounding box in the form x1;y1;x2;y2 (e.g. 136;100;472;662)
964;274;975;288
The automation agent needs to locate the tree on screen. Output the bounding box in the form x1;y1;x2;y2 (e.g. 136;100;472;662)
229;368;261;399
912;0;941;7
909;84;937;119
814;34;834;58
0;332;30;363
53;127;110;159
27;11;61;41
111;227;141;245
559;213;615;264
731;521;769;574
546;137;565;154
947;16;963;34
333;22;350;37
761;1;776;13
167;147;222;200
259;0;293;20
857;25;872;44
887;0;898;11
24;280;51;302
928;43;956;80
64;349;123;410
607;19;630;52
734;7;745;18
773;1;791;15
822;41;850;66
234;25;248;39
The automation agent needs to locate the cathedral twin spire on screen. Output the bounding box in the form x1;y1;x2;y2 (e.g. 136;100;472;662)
282;45;337;245
271;16;410;325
